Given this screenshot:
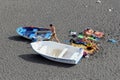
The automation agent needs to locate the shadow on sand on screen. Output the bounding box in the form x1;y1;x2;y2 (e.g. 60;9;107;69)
19;54;75;68
8;35;31;43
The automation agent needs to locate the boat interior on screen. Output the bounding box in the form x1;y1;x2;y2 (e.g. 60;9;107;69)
35;42;83;59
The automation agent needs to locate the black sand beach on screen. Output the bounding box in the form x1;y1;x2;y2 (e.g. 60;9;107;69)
0;0;120;80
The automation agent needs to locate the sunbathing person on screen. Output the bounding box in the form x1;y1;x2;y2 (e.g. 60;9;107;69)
83;38;99;54
93;31;104;38
83;28;94;36
83;28;104;38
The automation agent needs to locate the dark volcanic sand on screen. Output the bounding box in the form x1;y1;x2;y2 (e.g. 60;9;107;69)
0;0;120;80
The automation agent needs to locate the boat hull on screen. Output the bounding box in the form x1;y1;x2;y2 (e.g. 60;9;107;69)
31;41;84;64
16;26;52;41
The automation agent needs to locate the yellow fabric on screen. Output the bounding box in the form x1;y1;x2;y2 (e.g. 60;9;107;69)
70;43;95;54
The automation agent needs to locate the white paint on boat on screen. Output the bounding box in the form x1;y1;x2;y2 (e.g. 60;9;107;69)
31;41;84;64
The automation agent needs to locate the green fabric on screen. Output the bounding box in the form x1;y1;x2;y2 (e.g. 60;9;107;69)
78;34;96;41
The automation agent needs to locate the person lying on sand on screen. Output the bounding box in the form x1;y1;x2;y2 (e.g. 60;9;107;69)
83;37;99;54
83;28;104;38
83;40;99;58
86;40;99;51
83;28;94;36
93;31;104;38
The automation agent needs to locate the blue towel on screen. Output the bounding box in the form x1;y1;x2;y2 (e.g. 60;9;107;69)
108;39;117;43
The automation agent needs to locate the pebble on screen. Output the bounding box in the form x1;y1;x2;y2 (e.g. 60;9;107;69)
96;0;101;3
108;8;113;12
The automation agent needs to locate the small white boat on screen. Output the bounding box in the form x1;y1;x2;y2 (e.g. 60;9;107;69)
31;41;84;64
